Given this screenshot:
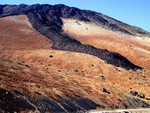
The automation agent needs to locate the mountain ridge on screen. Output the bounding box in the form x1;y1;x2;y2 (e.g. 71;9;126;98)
0;4;149;36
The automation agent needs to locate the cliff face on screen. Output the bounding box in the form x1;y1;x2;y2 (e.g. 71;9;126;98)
0;4;150;113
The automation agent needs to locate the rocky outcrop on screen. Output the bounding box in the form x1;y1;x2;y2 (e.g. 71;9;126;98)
0;5;5;14
130;91;145;99
124;96;150;108
0;88;102;112
1;88;149;112
0;88;35;112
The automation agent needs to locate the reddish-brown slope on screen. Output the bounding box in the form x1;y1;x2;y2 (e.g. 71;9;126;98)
1;49;150;110
0;15;51;52
0;16;150;112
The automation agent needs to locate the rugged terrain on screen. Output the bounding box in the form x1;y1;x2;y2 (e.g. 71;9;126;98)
0;4;150;113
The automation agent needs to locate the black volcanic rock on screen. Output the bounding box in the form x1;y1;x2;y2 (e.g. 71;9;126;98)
0;88;35;112
0;88;101;112
0;88;149;112
0;5;5;15
130;91;138;96
102;88;110;94
124;96;150;108
1;4;27;16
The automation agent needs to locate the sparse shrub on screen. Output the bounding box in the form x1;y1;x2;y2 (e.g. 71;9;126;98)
74;70;78;72
48;64;51;66
49;55;53;58
58;70;61;72
100;75;105;80
129;77;132;80
25;64;30;67
75;21;81;25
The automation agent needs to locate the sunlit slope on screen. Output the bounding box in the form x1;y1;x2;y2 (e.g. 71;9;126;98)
0;3;150;112
0;15;51;52
0;15;150;112
63;18;150;70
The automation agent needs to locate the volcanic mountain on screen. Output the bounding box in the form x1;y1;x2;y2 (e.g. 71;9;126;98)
0;4;150;113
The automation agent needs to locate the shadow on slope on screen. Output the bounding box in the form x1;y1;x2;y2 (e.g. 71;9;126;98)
0;88;101;112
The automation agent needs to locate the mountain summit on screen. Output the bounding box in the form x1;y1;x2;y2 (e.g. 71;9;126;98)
0;4;150;113
0;4;149;35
